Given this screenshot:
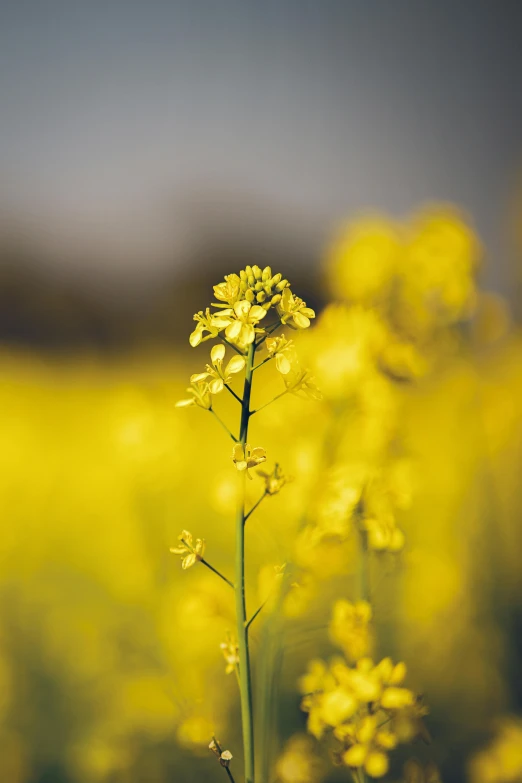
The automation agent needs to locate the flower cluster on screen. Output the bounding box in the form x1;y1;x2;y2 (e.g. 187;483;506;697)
189;265;315;350
300;602;428;778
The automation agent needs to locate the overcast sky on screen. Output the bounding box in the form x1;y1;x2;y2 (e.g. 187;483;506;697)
1;0;521;291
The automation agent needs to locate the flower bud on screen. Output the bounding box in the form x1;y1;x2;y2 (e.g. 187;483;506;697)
245;265;253;277
255;281;264;291
270;273;282;286
271;294;282;305
239;280;248;292
245;288;255;302
262;266;272;281
247;275;255;287
276;279;289;292
239;270;247;281
252;264;262;280
256;291;267;302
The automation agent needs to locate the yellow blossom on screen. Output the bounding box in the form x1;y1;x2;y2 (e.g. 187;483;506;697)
212;273;241;307
266;334;294;374
469;718;522;783
277;287;316;329
274;734;325;783
190;344;246;394
220;632;240;674
257;463;292;495
175;379;212;410
232;443;267;478
214;300;267;347
189;308;222;347
329;599;373;662
284;366;322;400
170;530;206;569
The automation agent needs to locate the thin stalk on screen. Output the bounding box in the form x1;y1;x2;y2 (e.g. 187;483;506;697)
209;408;239;442
222;337;246;356
245;491;267;522
246;599;267;630
200;558;234;589
235;341;256;783
224;383;243;404
252;355;274;372
358;527;370;602
250;390;287;416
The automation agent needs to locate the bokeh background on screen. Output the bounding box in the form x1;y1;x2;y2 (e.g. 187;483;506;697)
1;2;522;782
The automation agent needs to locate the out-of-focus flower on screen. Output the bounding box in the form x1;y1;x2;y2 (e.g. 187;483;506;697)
329;600;373;663
170;530;206;569
175;379;212;409
284;367;322;401
469;717;522;783
190;344;246;394
326;216;401;304
257;463;292;495
266;334;294;374
232;443;267;478
403;759;442;783
220;633;240;675
214;300;267;347
274;734;325;783
277;288;316;329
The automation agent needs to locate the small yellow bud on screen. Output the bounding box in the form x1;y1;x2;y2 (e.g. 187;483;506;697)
380;687;415;709
256;291;267;303
262;265;271;281
271;273;282;286
271;293;282;305
245;288;255;302
276;278;289;291
252;264;262;279
343;744;367;767
365;751;389;778
254;281;264;291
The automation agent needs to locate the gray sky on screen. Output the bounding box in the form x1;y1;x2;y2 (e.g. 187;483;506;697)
1;0;521;291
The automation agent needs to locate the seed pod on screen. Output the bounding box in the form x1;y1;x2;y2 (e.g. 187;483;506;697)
256;291;267;303
276;279;289;292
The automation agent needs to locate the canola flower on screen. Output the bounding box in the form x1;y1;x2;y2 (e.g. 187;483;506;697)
174;264;318;783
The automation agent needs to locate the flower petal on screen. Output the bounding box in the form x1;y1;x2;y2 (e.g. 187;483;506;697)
182;553;197;569
248;305;267;322
209;378;224;394
293;312;310;329
175;398;195;407
211;343;225;366
226;355;246;375
190;372;210;382
234;300;251;318
226;320;242;340
275;353;291;374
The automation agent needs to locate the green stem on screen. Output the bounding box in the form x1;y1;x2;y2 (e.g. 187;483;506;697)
224;383;243;404
252;355;274;372
235;341;256;783
250;390;287;416
245;491;267;522
200;558;235;589
358;527;370;602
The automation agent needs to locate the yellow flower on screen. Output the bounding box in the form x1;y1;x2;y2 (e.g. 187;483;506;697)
175;380;212;410
212;273;241;307
275;734;325;783
170;530;206;569
329;599;373;662
266;334;294;374
277;287;316;329
237;265;289;307
257;463;292;495
189;308;223;347
284;366;322;401
191;344;246;394
214;300;267;347
232;443;267;478
220;632;239;674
